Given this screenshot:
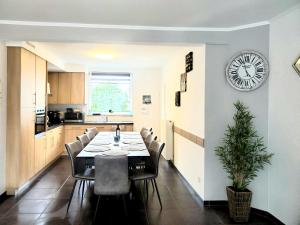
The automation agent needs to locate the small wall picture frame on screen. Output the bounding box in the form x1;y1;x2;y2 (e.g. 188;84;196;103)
293;56;300;76
142;95;151;104
180;73;187;92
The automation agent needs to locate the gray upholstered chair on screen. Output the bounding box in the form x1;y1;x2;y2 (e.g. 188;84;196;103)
65;140;95;213
76;134;90;148
130;141;165;208
144;134;157;149
141;130;153;141
86;127;98;137
93;155;131;220
85;131;95;140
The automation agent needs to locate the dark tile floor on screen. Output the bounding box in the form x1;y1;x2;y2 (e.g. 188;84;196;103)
0;157;274;225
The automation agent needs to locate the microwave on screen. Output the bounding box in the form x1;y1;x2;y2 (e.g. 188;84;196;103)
64;112;83;122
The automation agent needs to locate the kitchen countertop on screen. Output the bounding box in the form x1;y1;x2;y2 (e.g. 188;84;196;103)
63;121;134;125
46;121;134;132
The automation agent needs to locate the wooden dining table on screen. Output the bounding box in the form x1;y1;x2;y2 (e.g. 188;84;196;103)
76;131;150;158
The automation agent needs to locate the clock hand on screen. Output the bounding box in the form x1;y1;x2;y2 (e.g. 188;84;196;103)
242;64;251;77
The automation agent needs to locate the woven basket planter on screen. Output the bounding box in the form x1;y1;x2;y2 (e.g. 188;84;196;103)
226;186;252;223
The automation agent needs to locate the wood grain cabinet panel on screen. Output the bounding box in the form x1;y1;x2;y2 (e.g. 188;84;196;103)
71;72;85;104
48;72;59;104
20;48;36;108
34;133;46;173
58;72;72;104
35;56;47;108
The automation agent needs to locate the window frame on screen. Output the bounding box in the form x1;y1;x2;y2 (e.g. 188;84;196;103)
86;72;133;116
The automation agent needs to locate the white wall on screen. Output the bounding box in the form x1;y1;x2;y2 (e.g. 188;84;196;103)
162;46;205;198
0;42;7;195
204;26;270;211
268;5;300;225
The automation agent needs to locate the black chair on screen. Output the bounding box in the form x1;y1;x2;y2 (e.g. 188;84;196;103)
129;140;165;208
94;155;131;220
65;140;95;213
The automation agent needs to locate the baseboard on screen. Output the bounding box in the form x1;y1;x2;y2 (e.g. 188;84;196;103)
168;161;285;225
0;191;8;203
168;161;204;206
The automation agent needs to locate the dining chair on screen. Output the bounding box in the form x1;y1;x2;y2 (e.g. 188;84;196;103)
86;127;98;136
85;131;95;140
144;134;157;149
65;140;95;213
93;155;131;220
76;134;90;148
129;140;165;208
141;130;153;141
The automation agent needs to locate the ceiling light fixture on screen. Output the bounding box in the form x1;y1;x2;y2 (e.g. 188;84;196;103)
95;54;113;60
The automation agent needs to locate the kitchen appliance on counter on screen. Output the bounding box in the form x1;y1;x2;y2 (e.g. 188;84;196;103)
47;110;62;127
35;107;46;134
64;108;83;122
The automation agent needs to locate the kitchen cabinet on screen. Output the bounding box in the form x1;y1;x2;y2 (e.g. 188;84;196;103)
6;47;37;194
58;72;72;104
35;133;46;174
48;72;85;104
71;73;85;104
48;72;59;104
46;126;64;164
35;56;47;108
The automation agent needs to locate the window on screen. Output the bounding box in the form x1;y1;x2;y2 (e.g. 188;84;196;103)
87;72;132;115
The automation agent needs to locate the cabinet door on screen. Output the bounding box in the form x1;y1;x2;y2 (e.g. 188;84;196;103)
35;56;47;108
21;49;36;108
48;72;58;104
58;73;72;104
46;131;55;164
35;133;46;173
20;108;35;184
71;72;85;104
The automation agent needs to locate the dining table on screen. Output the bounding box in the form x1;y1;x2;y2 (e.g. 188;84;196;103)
76;131;150;158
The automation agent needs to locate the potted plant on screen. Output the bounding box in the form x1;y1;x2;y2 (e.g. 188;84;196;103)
215;101;273;222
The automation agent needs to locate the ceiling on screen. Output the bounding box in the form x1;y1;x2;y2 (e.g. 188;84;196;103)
0;0;299;28
35;42;196;70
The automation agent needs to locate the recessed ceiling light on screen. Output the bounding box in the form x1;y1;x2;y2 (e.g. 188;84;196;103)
95;54;113;60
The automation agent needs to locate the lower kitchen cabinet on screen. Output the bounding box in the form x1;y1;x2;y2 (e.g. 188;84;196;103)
46;126;64;164
35;133;46;173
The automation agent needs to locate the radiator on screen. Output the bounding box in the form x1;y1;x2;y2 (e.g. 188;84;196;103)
164;120;174;161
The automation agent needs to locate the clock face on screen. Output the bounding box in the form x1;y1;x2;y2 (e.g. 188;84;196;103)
226;51;269;91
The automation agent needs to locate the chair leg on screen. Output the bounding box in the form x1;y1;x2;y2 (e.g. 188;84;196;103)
78;180;82;193
151;179;155;192
81;181;85;206
153;179;162;209
146;180;148;201
93;195;101;222
122;195;128;216
66;180;77;214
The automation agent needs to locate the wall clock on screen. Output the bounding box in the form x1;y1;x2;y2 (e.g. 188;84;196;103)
226;51;269;91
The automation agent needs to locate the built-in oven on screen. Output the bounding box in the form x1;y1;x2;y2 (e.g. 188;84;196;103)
35;107;46;134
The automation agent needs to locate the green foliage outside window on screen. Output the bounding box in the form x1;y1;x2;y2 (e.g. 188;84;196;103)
89;83;131;114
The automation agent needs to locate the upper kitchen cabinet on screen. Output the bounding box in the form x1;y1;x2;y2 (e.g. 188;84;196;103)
48;72;85;104
35;56;47;108
71;72;85;104
58;72;72;104
48;72;59;104
19;48;36;108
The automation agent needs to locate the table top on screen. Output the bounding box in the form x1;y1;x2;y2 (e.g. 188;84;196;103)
76;132;150;158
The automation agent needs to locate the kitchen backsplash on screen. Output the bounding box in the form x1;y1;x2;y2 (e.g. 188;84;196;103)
48;104;133;122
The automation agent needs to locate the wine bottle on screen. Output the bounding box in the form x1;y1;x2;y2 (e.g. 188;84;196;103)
116;124;120;137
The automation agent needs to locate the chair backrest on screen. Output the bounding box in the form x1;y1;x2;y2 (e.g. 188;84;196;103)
145;134;157;149
86;127;98;136
76;134;90;148
141;130;153;140
94;155;129;196
65;140;85;177
85;131;95;140
146;141;165;177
